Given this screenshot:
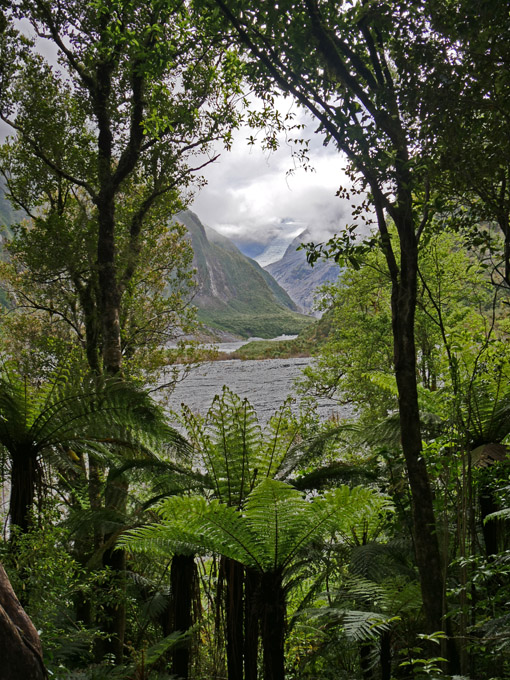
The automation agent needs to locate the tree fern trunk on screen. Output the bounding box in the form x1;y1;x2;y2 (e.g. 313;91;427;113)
225;557;245;680
259;571;285;680
380;630;391;680
359;642;373;680
245;567;259;680
167;553;196;679
9;453;38;533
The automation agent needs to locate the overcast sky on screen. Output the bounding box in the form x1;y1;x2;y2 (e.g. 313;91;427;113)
7;21;357;251
190;102;356;251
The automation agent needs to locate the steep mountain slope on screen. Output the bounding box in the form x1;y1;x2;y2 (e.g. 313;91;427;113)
0;180;20;239
264;230;340;316
253;232;299;267
176;211;313;338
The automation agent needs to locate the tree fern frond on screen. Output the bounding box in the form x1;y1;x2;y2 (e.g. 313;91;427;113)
349;540;415;581
140;590;170;623
205;387;263;506
304;602;397;642
242;478;318;570
293;461;378;491
123;495;264;569
323;485;394;546
344;576;390;609
343;609;396;642
67;507;129;537
261;398;302;479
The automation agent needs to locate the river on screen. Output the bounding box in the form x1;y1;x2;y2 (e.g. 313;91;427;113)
161;340;349;423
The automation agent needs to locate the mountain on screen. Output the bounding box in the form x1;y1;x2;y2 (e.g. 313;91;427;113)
252;232;300;267
264;230;340;316
176;211;313;339
0;180;21;239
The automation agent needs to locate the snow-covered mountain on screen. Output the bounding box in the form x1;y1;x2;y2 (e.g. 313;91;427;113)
253;232;301;267
264;230;341;316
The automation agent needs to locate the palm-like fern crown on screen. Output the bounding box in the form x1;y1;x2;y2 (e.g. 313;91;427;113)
0;363;177;466
122;478;394;575
465;383;510;448
181;386;304;507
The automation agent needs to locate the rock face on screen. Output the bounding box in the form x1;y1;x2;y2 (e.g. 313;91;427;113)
264;231;340;316
176;211;312;339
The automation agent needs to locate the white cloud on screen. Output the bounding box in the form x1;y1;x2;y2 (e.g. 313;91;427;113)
191;106;362;247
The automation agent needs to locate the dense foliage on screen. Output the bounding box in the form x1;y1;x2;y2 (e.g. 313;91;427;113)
0;1;509;680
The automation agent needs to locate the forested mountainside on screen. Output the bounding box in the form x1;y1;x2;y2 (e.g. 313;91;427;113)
176;211;313;338
0;179;20;239
265;230;340;315
0;188;312;339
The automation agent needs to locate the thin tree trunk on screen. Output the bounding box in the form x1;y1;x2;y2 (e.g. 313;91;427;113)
390;211;459;673
380;630;391;680
391;266;444;634
389;223;443;631
97;195;122;376
98;543;126;663
244;567;259;680
96;475;128;663
480;487;500;557
359;642;373;680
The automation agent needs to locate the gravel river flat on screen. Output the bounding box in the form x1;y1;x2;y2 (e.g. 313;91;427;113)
162;354;349;423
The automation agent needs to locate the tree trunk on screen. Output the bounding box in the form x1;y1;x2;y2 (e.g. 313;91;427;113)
97;543;126;663
224;557;245;680
96;475;128;663
390;210;460;673
480;490;499;557
0;563;46;680
97;193;122;376
359;642;373;680
391;220;445;636
9;453;38;534
167;553;196;679
259;571;285;680
244;567;259;680
380;630;392;680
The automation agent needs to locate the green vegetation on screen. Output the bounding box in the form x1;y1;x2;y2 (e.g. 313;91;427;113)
197;306;313;340
0;2;510;680
226;313;331;359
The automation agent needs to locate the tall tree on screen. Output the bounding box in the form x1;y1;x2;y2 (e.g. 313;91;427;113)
201;0;449;645
0;8;240;659
416;0;510;288
0;0;241;375
0;187;196;380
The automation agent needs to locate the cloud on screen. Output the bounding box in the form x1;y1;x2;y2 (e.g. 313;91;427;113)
191;106;363;247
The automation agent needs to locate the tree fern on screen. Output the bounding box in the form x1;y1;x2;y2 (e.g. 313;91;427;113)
122;475;393;680
123;479;393;575
0;362;177;531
